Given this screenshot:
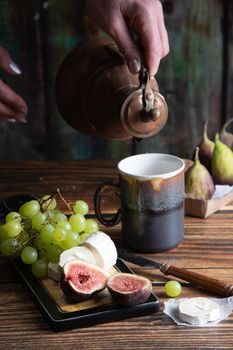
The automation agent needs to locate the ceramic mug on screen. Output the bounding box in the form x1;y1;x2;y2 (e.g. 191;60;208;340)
94;153;185;252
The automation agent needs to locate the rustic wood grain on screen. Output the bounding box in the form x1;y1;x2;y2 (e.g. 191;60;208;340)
0;160;233;349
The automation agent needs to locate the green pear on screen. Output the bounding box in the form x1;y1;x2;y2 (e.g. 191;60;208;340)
212;134;233;184
185;147;215;200
197;121;215;173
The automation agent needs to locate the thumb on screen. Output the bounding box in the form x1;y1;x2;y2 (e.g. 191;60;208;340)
0;47;22;75
109;15;141;74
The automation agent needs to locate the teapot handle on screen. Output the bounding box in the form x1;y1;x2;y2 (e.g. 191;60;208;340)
94;181;122;227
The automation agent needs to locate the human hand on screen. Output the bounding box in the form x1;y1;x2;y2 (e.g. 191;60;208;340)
0;47;28;123
86;0;169;76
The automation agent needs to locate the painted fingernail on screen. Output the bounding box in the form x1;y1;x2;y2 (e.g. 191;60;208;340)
128;59;141;74
7;116;27;123
9;62;22;75
17;117;27;123
5;118;16;123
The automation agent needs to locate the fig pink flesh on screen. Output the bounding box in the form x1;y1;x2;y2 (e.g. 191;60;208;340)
64;263;106;292
107;273;152;306
110;275;146;293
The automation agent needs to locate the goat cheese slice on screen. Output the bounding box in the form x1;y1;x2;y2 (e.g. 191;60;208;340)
59;246;96;268
82;231;117;269
178;297;221;325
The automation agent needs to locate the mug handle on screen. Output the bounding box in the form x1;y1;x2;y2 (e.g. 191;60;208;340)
94;181;121;227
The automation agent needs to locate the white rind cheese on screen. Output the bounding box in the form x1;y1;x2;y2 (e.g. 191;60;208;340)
178;297;221;325
48;232;118;281
59;246;96;268
82;231;117;269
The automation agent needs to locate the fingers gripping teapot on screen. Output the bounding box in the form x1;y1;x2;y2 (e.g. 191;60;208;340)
55;38;168;140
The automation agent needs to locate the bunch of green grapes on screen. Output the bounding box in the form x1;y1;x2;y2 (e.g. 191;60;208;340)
0;195;99;278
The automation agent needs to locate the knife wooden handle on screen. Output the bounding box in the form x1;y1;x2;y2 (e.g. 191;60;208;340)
160;264;233;297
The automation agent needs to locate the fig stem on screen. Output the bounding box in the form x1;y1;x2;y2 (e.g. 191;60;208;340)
222;118;233;132
203;121;208;141
194;147;200;164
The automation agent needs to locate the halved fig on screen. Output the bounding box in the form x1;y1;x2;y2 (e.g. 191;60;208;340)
60;260;109;302
107;273;152;306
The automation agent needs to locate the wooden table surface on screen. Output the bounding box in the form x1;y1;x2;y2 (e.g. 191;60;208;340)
0;160;233;350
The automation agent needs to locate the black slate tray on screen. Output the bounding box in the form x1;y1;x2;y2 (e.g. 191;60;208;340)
12;258;160;332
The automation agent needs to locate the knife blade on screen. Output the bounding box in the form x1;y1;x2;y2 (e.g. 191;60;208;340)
117;248;162;269
117;248;233;297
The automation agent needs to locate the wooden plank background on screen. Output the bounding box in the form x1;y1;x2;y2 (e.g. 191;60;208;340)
0;0;232;160
0;160;233;349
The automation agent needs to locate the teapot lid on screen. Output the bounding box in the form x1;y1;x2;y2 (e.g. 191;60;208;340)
121;74;168;138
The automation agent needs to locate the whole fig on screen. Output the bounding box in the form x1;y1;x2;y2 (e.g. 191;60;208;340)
60;259;109;302
219;118;233;148
185;147;215;200
211;134;233;185
197;121;215;173
107;273;152;306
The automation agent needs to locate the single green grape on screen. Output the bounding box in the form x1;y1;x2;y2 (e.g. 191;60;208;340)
4;220;22;237
73;200;89;216
84;219;99;235
22;200;40;218
6;211;21;223
53;211;68;223
53;227;67;242
49;209;61;218
31;212;47;230
31;259;48;278
46;245;62;263
69;213;86;232
40;224;54;244
56;220;71;231
68;230;80;242
0;238;19;256
40;195;57;211
62;230;80;250
164;280;182;297
21;246;38;264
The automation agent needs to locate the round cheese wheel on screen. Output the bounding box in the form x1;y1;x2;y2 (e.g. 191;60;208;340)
178;297;221;325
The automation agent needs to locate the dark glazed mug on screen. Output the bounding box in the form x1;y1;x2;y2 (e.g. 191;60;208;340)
94;153;185;252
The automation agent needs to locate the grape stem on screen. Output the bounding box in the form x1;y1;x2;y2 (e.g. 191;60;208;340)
17;229;40;251
56;188;73;214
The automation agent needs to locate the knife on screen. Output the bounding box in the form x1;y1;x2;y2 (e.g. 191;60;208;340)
117;248;233;297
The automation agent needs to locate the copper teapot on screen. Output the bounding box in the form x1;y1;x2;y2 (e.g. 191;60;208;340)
55;38;168;141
